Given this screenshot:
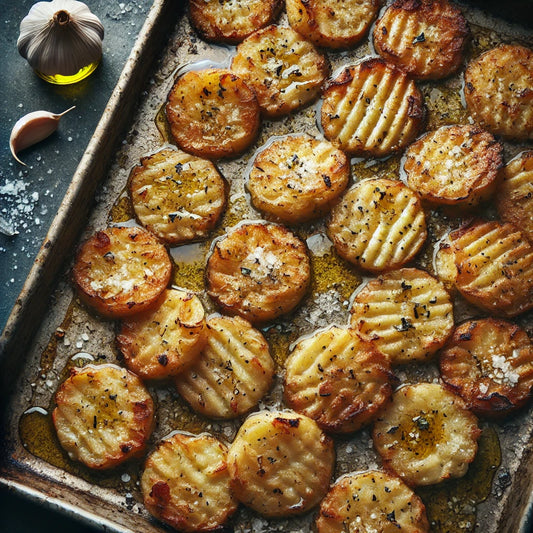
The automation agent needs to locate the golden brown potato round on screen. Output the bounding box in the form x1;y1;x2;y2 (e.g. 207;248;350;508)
247;134;350;224
321;58;426;157
72;226;172;319
464;44;533;141
350;268;454;364
116;288;207;381
284;326;394;433
373;383;480;486
373;0;469;80
53;364;154;469
176;315;275;418
327;178;427;272
434;220;533;317
129;148;227;245
142;432;238;533
439;318;533;419
206;222;311;323
403;124;502;207
189;0;282;44
496;151;533;243
286;0;379;49
166;68;260;159
227;410;335;517
315;470;429;533
231;25;329;117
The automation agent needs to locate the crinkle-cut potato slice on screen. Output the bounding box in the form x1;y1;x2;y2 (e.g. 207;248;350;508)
230;25;329;117
464;44;533;141
284;326;394;433
52;364;154;470
327;178;427;272
189;0;282;44
321;58;425;157
116;289;207;381
206;222;311;323
129;148;227;245
166;68;260;159
434;220;533;317
496;151;533;243
373;0;469;80
350;268;454;364
439;318;533;419
315;470;429;533
247;134;350;224
403;124;502;207
227;410;335;517
175;315;275;418
72;226;172;319
373;383;480;486
141;432;238;533
286;0;379;49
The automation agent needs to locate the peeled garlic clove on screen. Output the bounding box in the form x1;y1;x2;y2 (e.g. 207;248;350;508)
10;106;76;166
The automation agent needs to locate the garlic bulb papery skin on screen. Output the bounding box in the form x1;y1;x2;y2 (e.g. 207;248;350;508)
18;0;104;85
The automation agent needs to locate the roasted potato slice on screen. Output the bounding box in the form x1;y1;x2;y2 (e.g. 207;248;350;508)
175;315;275;418
439;318;533;419
247;134;350;223
206;222;311;323
141;432;238;533
327;178;427;272
53;364;154;469
72;226;172;319
284;326;394;433
286;0;379;49
166;68;260;159
129;148;227;245
321;58;426;157
227;410;335;517
464;44;533;141
316;470;429;533
373;0;469;80
403;124;502;207
373;383;481;486
189;0;282;44
231;25;329;117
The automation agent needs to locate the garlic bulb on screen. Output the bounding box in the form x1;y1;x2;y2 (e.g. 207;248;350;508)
18;0;104;84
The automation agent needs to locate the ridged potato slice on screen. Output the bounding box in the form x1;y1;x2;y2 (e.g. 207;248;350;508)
439;318;533;419
284;326;394;433
327;178;427;272
286;0;379;49
189;0;282;44
403;124;502;207
231;25;329;117
53;364;154;469
206;222;311;323
373;383;480;486
316;470;429;533
116;288;207;381
496;151;533;242
176;315;275;418
373;0;469;80
464;44;533;140
72;226;172;319
227;410;335;517
247;134;350;223
142;432;238;533
434;220;533;317
350;268;454;364
321;58;426;157
129;148;227;245
166;68;260;159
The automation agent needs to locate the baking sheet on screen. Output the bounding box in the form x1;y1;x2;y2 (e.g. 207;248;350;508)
1;1;533;532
